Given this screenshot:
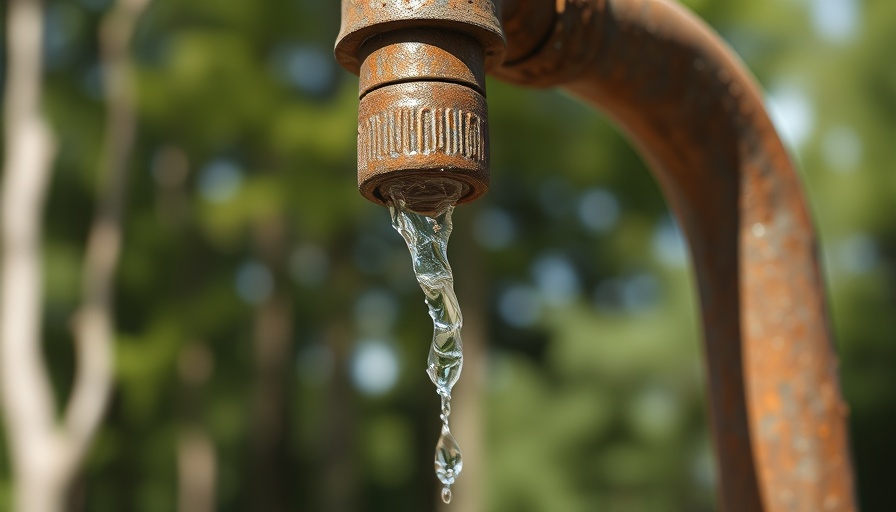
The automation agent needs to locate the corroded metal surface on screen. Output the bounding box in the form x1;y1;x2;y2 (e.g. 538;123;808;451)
498;0;603;86
357;81;489;207
497;1;858;510
336;3;498;210
335;0;505;73
499;0;555;63
336;0;858;510
359;29;486;97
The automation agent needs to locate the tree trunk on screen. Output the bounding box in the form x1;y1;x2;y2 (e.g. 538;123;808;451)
248;218;295;512
177;343;216;512
0;0;147;510
318;311;356;512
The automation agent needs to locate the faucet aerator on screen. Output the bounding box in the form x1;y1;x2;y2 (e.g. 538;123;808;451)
336;2;506;209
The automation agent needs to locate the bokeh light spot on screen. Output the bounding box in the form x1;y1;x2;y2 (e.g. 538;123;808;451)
350;340;400;396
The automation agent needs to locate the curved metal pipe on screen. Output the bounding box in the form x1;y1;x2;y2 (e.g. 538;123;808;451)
336;1;858;510
498;1;857;510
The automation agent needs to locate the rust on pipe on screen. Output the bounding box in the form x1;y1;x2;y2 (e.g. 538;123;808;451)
335;0;505;73
356;79;490;208
335;0;858;510
358;29;487;97
496;1;858;510
336;0;504;211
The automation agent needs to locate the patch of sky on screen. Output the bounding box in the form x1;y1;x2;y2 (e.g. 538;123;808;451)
577;187;620;234
531;252;581;306
350;340;401;396
594;273;660;314
81;62;104;100
44;3;84;70
691;438;717;492
235;261;274;305
497;284;542;329
198;159;244;203
831;233;879;277
810;0;860;44
270;44;337;97
651;216;688;268
766;83;816;149
473;208;517;250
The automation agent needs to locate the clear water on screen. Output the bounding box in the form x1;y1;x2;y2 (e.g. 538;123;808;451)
388;180;464;504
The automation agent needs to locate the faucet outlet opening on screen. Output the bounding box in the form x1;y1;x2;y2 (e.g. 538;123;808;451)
382;177;467;217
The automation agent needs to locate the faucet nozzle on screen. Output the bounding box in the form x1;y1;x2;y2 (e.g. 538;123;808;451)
335;1;505;212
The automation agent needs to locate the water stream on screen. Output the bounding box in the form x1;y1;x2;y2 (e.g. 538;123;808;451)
387;180;465;504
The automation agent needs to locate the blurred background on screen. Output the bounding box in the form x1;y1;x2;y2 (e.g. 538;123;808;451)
1;0;894;510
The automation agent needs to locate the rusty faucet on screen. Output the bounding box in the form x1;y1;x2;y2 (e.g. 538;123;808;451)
335;1;858;510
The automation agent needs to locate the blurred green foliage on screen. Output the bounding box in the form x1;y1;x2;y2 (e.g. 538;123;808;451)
1;0;894;510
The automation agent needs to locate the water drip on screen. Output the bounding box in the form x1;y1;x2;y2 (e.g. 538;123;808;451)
388;179;465;504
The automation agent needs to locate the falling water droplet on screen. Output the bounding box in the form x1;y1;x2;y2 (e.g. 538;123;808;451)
441;487;453;504
435;426;463;487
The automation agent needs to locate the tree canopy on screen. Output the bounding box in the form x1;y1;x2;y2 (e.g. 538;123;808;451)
1;0;893;510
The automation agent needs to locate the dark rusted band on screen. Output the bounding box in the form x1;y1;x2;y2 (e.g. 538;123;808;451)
500;0;556;64
359;29;486;97
496;0;603;86
357;81;489;208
